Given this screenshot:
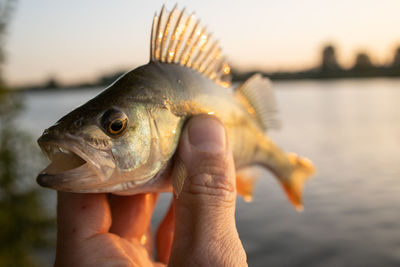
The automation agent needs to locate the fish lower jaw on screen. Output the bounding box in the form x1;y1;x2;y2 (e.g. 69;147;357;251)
37;162;99;191
111;162;173;195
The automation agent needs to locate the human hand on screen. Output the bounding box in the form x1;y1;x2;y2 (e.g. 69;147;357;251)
55;115;247;266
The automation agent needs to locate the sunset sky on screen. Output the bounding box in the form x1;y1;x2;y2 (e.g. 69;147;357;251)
3;0;400;86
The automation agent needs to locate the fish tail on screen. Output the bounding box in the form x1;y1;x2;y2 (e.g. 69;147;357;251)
280;153;315;211
254;135;315;211
233;73;315;210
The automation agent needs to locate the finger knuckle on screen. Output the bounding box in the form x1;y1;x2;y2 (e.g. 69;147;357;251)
184;158;236;204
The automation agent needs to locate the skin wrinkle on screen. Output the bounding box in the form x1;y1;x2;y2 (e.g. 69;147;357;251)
219;229;246;266
183;174;235;199
180;148;235;189
177;151;237;209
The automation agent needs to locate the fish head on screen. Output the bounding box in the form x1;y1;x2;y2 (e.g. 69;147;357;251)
37;94;164;193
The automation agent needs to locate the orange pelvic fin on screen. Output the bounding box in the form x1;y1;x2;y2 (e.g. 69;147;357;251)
236;169;259;202
281;153;315;211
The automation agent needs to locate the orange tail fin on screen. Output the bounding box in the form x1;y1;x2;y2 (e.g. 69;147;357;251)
281;153;315;211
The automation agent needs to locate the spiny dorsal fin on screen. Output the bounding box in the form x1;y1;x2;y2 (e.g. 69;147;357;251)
235;74;279;130
150;5;231;88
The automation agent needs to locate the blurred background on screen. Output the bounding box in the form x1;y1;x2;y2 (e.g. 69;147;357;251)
1;0;400;266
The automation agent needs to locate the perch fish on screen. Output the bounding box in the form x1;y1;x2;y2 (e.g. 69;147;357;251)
37;5;314;210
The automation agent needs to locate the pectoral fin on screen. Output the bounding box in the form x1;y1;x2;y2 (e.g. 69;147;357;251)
236;169;259;202
171;156;187;198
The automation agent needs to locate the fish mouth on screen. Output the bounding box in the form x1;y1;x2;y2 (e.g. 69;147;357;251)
40;143;86;175
37;140;102;191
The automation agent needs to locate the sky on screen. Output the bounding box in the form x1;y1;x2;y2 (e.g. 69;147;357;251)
3;0;400;86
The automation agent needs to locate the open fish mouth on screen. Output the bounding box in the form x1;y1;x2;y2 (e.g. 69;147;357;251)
40;143;87;174
37;141;100;191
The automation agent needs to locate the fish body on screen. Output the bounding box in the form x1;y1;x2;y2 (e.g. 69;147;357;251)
37;6;314;210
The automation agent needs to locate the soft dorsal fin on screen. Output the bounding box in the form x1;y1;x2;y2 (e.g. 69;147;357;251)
150;5;231;87
235;74;279;130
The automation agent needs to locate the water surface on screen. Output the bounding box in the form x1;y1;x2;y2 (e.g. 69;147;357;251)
19;78;400;266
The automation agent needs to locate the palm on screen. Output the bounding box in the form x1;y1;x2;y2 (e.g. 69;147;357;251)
55;192;173;267
75;233;159;266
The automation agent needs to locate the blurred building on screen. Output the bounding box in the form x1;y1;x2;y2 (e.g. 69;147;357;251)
320;45;341;72
352;52;373;70
392;47;400;68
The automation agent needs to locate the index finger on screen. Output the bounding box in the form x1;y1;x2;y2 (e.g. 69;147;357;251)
109;193;158;242
57;192;111;244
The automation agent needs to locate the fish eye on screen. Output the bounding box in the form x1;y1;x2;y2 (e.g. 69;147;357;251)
108;118;127;135
101;109;128;136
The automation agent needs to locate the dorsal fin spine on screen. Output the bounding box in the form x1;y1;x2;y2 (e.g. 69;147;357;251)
180;22;201;65
173;13;194;63
198;41;218;72
213;61;225;80
150;5;231;87
161;4;178;62
154;5;166;60
203;49;222;76
205;56;225;79
186;26;207;67
167;7;186;63
192;32;212;69
150;13;158;61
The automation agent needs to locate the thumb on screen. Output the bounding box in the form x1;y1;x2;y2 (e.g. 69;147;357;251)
169;115;247;266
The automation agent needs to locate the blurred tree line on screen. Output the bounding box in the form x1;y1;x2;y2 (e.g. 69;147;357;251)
320;44;400;75
232;44;400;82
0;0;55;266
29;43;400;89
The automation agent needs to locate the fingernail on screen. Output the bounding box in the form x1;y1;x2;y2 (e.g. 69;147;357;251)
188;116;226;153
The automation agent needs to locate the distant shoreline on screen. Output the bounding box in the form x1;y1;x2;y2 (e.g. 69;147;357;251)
9;43;400;92
11;74;400;93
232;68;400;83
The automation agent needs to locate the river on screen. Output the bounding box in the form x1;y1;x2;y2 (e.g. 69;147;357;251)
19;78;400;266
